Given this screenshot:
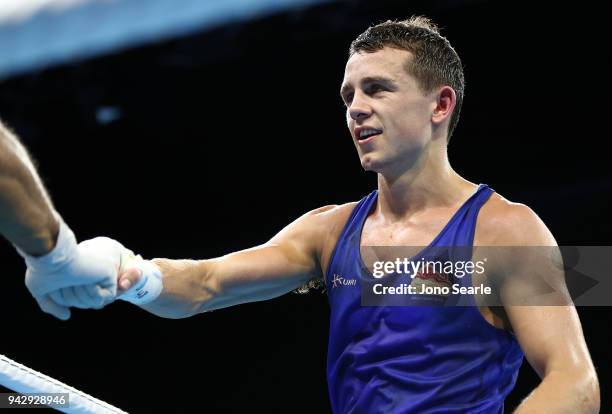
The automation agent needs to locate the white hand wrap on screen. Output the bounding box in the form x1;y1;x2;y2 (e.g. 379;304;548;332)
16;220;118;314
117;252;163;305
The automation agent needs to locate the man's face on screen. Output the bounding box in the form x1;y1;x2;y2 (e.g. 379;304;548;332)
340;47;438;175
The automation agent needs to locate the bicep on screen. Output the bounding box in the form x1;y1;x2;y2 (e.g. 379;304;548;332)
502;246;591;377
210;242;317;304
205;205;337;308
505;304;590;377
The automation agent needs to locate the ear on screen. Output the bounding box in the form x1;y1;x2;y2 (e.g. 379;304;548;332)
431;86;456;126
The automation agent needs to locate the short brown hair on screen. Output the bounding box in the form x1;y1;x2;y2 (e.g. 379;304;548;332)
349;16;465;142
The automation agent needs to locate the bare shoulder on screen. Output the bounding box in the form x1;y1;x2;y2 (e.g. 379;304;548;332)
474;191;564;325
274;202;358;279
269;202;357;254
300;202;358;249
475;191;557;246
305;202;359;232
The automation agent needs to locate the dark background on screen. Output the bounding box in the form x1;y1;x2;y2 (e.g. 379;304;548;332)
0;0;609;412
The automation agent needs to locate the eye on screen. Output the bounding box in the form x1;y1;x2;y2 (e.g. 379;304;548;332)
368;84;385;94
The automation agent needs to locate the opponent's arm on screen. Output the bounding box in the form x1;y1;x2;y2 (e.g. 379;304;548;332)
491;205;599;413
0;121;59;255
122;205;340;319
0;120;138;319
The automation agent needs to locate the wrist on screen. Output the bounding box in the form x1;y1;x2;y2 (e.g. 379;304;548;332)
118;256;163;305
16;219;77;272
21;216;61;256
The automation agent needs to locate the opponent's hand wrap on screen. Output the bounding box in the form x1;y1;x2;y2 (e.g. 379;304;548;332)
16;220;118;318
117;252;163;305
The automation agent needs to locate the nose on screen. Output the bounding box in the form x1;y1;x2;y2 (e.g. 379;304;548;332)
348;92;372;121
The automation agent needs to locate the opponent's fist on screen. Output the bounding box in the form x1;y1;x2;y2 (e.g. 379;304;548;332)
18;220;137;319
41;237;163;317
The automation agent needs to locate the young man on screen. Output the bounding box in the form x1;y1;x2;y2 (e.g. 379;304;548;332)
112;17;599;413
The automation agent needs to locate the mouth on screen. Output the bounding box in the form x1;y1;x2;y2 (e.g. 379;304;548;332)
356;128;383;145
357;134;380;145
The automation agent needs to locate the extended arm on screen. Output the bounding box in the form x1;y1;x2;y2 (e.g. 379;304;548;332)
122;205;341;319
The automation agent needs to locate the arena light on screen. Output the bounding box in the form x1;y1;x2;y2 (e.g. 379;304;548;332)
0;0;330;79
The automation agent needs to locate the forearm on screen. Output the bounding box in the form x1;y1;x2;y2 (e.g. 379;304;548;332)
0;122;59;256
136;245;315;319
514;368;599;414
137;258;218;319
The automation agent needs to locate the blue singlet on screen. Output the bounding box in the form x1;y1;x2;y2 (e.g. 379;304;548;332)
326;184;524;413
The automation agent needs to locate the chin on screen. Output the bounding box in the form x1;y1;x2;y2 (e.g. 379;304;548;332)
360;154;386;173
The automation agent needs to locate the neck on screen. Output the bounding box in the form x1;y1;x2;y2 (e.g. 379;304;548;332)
376;143;475;221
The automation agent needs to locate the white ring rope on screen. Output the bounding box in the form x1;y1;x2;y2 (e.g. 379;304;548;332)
0;353;128;413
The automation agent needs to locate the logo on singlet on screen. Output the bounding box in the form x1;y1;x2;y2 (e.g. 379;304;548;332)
331;274;357;288
414;263;452;286
411;263;452;296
